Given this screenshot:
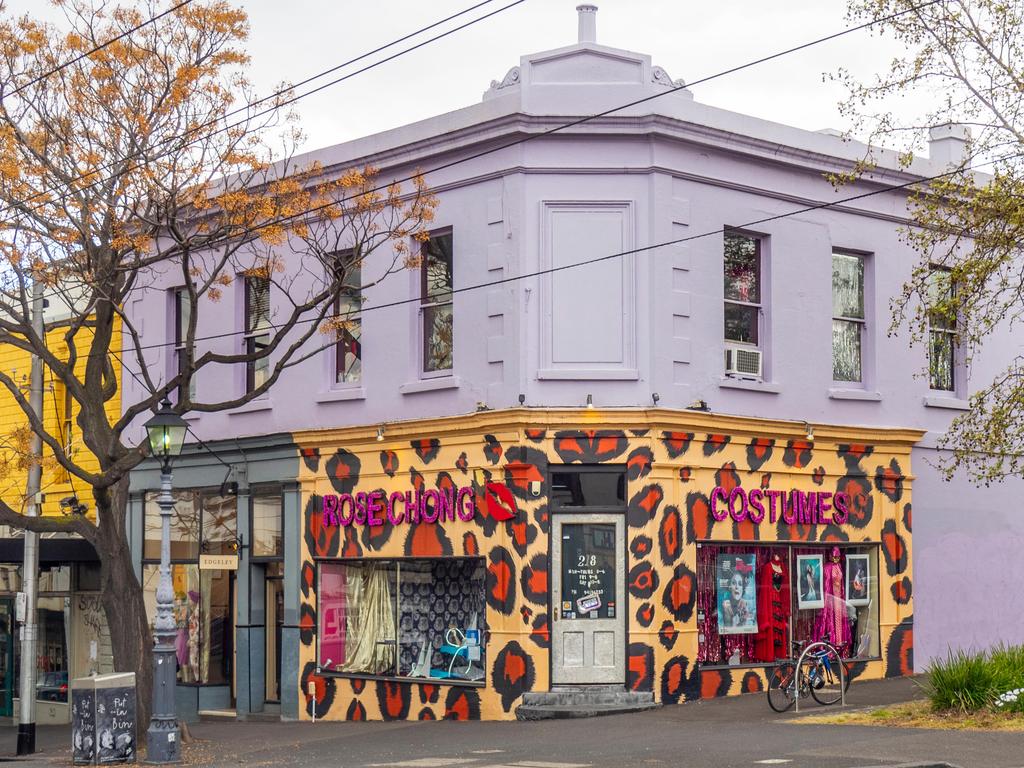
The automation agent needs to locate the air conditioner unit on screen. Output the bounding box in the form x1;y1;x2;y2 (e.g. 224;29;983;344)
724;345;762;379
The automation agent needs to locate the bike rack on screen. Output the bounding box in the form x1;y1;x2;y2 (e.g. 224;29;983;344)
793;641;846;713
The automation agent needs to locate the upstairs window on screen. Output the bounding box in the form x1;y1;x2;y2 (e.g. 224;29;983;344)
173;287;195;402
421;231;454;374
928;266;956;392
244;276;271;393
723;232;761;347
334;253;362;385
832;252;866;383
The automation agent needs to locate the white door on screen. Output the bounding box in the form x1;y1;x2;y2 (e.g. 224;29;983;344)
551;514;626;684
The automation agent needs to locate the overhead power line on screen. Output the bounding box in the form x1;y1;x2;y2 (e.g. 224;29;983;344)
5;0;196;97
0;0;524;220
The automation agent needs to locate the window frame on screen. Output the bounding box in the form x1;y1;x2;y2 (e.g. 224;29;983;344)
243;275;271;394
694;540;884;669
927;265;958;393
313;555;487;688
173;287;196;403
831;251;867;385
419;229;454;377
332;251;362;387
723;230;763;349
248;486;284;562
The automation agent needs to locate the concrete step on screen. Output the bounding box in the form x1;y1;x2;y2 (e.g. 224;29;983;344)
516;687;659;720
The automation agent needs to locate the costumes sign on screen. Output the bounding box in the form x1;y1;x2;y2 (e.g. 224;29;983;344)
710;486;852;526
320;481;517;528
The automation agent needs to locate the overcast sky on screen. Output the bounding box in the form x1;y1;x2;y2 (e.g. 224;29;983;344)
14;0;928;154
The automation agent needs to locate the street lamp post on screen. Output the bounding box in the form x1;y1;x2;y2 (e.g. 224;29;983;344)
143;400;187;765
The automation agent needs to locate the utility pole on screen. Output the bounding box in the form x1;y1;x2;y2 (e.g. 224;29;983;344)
17;279;43;756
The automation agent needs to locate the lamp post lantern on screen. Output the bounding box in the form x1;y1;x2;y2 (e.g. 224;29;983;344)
143;399;187;764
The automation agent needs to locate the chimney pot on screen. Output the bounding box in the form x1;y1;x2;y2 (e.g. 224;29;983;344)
577;4;597;44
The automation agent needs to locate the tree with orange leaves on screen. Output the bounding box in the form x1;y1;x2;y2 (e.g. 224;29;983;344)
0;0;436;724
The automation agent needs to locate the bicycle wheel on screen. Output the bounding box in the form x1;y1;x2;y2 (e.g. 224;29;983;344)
767;662;797;712
809;644;850;706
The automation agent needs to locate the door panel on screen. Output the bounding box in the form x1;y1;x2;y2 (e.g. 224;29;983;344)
551;515;625;684
0;599;11;716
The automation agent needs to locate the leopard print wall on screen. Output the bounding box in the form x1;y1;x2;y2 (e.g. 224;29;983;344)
294;410;918;720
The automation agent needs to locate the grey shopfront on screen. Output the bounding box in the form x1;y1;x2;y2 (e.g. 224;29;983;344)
127;433;302;721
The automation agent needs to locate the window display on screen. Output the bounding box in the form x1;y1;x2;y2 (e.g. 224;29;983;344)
318;558;486;683
697;543;880;666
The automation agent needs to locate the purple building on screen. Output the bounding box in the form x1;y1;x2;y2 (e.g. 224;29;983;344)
125;6;1019;720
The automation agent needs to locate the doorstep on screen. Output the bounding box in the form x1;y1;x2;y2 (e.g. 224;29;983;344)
197;709;236;723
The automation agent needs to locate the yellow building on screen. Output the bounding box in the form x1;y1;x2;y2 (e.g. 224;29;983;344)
0;309;120;722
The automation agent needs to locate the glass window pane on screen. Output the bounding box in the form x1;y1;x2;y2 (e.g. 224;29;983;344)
246;277;271;333
252;494;282;558
927;268;955;330
38;566;71;593
423;233;453;303
336;322;361;384
144;491;200;560
423;304;453;372
792;545;880;660
832;253;864;319
832;319;862;382
318;561;397;675
397;559;486;681
200;569;232;685
34;596;70;702
724;303;759;344
142;564;201;683
930;331;955;391
561;524;617;620
201;494;237;556
550;471;626;508
724;233;760;303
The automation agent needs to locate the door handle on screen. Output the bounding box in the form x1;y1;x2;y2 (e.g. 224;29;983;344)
553;607;558;622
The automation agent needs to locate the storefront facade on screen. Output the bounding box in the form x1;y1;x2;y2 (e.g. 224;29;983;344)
294;408;919;721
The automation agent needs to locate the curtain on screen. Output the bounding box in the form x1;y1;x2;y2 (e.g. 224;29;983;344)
341;565;396;675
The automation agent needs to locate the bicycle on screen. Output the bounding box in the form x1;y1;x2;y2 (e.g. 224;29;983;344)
766;638;851;712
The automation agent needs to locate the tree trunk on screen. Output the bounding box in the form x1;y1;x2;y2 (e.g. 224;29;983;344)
95;479;154;728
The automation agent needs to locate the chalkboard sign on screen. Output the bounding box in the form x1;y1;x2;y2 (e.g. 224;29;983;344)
72;683;96;765
560;523;617;620
95;673;136;764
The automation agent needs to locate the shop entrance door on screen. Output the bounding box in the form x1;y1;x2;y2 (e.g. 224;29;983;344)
551;514;626;685
0;598;12;716
265;574;283;703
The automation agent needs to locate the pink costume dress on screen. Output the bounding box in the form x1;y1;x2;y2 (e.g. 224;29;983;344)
813;554;851;654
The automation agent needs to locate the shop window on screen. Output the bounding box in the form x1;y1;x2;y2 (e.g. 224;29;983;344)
244;275;271;393
832;252;866;383
420;231;454;374
696;543;879;666
142;564;231;685
251;493;283;558
318;558;486;684
144;490;201;560
333;251;362;385
550;468;626;509
928;266;957;392
200;494;238;556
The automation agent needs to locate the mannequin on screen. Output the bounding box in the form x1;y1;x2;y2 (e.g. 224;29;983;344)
753;552;790;662
813;546;851;653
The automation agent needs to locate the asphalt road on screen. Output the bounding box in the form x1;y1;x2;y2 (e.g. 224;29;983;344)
4;677;1022;767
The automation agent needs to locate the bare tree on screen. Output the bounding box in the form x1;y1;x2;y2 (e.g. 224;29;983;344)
0;0;436;722
836;0;1024;484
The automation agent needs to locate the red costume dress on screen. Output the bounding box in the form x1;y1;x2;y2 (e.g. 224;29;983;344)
753;555;790;662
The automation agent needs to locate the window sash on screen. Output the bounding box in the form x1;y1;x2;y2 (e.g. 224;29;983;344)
245;277;271;335
723;233;761;304
420;231;454;373
832;318;864;383
334;253;362;384
831;252;865;320
929;328;956;391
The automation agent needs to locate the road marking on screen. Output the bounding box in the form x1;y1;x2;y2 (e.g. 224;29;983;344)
367;760;478;767
754;761;793;765
472;750;505;755
512;762;591;768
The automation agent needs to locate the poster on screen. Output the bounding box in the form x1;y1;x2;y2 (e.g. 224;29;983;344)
715;554;758;634
846;553;870;607
560;523;616;620
797;554;824;609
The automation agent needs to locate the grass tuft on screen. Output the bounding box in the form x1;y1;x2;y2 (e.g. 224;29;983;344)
921;644;1024;714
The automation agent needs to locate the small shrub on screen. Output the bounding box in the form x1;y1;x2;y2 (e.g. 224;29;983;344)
990;644;1024;714
921;649;999;713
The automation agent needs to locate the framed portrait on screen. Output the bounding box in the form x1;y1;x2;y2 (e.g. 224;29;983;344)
796;554;824;610
846;553;871;607
716;553;758;634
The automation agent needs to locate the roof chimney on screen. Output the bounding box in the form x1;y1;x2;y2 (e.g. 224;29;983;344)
928;123;970;167
577;4;597;44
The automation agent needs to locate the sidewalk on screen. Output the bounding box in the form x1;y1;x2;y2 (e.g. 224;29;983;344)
4;677;1022;767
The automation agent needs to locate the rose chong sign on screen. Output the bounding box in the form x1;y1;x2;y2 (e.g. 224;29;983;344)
320;481;516;528
710;486;852;526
